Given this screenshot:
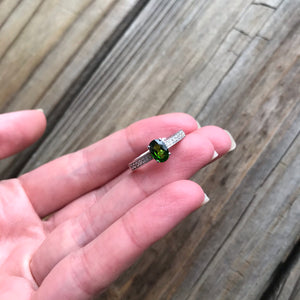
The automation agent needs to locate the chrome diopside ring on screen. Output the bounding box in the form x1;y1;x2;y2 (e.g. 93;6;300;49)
129;130;185;171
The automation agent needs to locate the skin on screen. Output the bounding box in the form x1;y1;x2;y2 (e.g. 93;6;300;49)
0;110;232;299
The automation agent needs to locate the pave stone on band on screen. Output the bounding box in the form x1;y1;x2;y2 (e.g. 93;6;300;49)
129;130;185;171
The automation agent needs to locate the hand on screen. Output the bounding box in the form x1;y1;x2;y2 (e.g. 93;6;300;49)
0;110;233;299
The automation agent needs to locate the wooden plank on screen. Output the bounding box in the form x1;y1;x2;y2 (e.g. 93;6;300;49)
3;0;141;113
159;16;300;294
19;0;253;175
258;0;299;40
0;0;44;59
261;242;300;300
164;0;299;121
0;0;143;178
95;0;299;298
186;117;300;300
277;255;300;300
0;0;22;27
0;0;95;106
111;60;300;300
235;3;274;38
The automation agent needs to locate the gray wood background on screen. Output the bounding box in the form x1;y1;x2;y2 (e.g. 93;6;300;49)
0;0;299;299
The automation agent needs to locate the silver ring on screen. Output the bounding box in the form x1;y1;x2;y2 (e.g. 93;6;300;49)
129;130;186;171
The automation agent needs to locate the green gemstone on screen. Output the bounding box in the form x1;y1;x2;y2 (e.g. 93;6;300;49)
148;139;169;162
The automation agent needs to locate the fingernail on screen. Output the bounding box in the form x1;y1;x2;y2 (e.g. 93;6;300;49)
203;193;210;205
212;150;218;160
196;120;201;128
36;108;44;114
224;130;236;152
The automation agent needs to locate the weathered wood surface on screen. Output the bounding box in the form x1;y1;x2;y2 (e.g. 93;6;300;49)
0;0;299;299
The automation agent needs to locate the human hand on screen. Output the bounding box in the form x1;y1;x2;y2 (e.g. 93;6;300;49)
0;110;235;299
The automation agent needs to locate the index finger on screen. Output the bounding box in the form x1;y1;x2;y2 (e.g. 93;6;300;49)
19;113;198;217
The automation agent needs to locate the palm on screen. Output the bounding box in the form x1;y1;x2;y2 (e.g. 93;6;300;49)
0;179;45;298
0;111;233;299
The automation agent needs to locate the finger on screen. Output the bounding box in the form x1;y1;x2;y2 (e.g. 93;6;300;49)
33;180;205;299
19;113;198;217
0;110;46;159
31;127;232;283
197;126;236;158
49;126;235;226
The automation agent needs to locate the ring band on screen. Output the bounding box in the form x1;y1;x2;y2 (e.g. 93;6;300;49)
129;130;185;171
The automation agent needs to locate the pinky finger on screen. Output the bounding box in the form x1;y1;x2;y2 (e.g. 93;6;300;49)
33;180;206;299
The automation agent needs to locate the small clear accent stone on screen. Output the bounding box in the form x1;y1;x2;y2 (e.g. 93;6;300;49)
148;139;169;162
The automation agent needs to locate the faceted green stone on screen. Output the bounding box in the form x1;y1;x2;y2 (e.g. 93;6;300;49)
148;139;169;162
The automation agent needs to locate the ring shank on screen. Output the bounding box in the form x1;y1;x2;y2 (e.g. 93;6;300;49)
164;130;185;148
128;150;153;170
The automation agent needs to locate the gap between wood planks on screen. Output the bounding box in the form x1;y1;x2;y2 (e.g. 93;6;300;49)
1;0;150;180
260;240;300;300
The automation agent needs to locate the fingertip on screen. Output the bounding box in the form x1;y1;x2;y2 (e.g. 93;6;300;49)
35;109;47;134
224;130;236;152
177;131;215;167
197;125;235;156
36;108;44;114
165;180;206;211
178;180;207;208
18;109;47;142
164;112;198;132
0;110;47;158
169;112;199;135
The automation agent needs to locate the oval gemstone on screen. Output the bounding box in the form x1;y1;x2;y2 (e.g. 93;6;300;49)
148;139;169;162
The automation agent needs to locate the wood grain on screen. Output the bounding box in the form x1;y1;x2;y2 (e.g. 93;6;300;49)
0;0;144;178
261;242;300;300
0;0;299;299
